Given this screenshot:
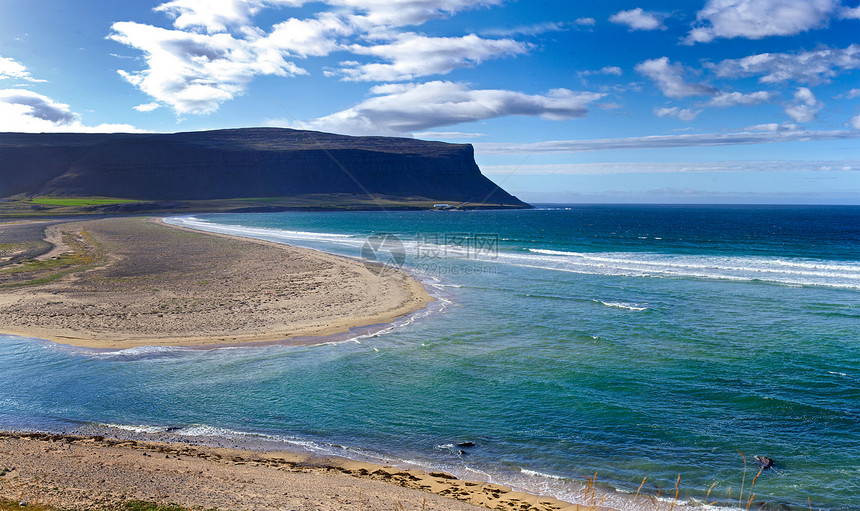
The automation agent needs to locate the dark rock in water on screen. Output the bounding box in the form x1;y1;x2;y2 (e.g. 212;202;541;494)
456;442;475;448
754;455;774;469
0;128;529;207
458;450;467;456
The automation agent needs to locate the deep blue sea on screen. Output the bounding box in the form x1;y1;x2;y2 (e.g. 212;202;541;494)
2;205;859;510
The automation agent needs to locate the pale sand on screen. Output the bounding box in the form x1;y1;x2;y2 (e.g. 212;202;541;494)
0;433;608;511
0;217;432;349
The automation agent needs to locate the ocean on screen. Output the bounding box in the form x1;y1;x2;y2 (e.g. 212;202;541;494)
1;205;858;510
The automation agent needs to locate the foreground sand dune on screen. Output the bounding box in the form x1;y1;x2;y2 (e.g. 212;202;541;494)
0;217;431;349
0;433;605;511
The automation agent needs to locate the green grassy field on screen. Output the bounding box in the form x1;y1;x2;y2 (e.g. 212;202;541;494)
28;198;145;207
0;194;528;218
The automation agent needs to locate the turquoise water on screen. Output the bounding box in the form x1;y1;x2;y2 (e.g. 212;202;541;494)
2;206;859;510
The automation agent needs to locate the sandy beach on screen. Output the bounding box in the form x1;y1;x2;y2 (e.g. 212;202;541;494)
0;217;432;349
0;432;604;511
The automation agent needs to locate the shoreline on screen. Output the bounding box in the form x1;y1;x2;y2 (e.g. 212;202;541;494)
0;431;609;511
0;216;433;349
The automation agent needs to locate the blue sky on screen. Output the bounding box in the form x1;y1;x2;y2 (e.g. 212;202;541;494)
1;0;859;204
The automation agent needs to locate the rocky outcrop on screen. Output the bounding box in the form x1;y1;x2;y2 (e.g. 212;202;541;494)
0;128;528;207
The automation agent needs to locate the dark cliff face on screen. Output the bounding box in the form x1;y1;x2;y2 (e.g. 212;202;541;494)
0;128;528;206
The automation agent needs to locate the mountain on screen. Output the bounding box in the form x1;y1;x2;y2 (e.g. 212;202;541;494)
0;128;528;208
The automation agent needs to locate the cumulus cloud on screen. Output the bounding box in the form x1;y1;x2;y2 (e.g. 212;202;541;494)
840;4;860;18
785;87;823;122
475;126;859;154
841;88;860;99
108;21;308;114
609;8;666;31
299;81;606;135
154;0;301;33
0;55;45;82
635;57;716;98
266;14;352;58
0;89;142;133
654;106;700;121
336;33;528;81
110;0;540;116
330;0;504;28
710;44;860;85
153;0;503;32
705;90;777;107
686;0;840;43
851;114;860;129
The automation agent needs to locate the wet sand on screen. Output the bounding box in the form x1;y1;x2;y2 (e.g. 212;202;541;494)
0;217;432;349
0;433;607;511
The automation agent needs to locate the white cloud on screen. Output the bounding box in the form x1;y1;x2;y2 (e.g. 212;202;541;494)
579;66;623;78
841;88;860;99
266;14;352;58
0;89;142;133
482;160;860;175
745;122;800;131
686;0;840;43
785;87;822;122
705;90;777;107
710;44;860;84
154;0;305;33
654;106;700;121
635;57;715;98
332;0;505;28
0;55;45;83
337;33;527;81
850;114;860;129
108;21;307;115
412;131;485;139
133;102;162;112
152;0;506;32
481;22;570;37
840;5;860;18
110;0;534;117
475;126;860;154
609;8;666;31
299;81;606;135
575;17;596;26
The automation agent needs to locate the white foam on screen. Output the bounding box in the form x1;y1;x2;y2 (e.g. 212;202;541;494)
166;216;860;290
520;468;566;480
594;300;648;311
84;345;189;358
102;423;170;434
523;248;860;290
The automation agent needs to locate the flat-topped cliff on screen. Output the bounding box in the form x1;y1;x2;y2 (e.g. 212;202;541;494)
0;128;528;208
